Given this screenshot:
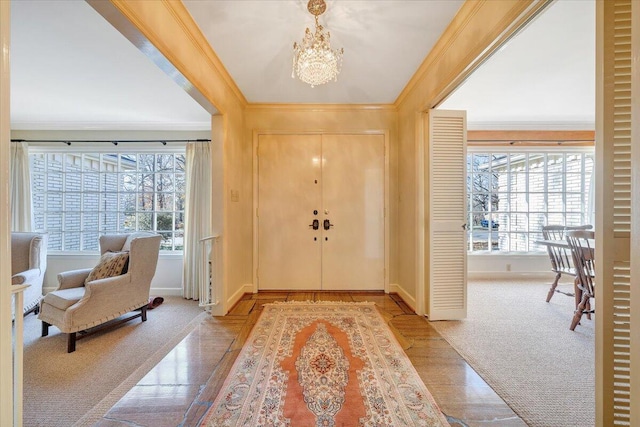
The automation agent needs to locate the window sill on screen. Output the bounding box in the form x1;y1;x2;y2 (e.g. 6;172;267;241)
468;252;547;256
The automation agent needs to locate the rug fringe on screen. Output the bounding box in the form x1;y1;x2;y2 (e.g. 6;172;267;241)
267;300;376;306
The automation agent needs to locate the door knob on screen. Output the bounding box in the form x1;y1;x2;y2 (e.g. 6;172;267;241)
323;219;334;230
309;219;320;230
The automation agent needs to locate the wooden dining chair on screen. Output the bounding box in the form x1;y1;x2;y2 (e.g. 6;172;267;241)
542;224;593;302
566;229;595;331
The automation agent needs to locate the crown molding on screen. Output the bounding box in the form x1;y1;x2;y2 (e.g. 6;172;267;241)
93;0;247;114
245;103;397;112
394;0;548;110
87;0;221;116
163;1;248;108
467;121;596;131
394;0;484;107
467;129;595;146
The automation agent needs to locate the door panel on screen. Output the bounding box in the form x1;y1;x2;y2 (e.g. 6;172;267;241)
321;134;385;290
427;109;467;320
257;134;322;290
257;133;385;291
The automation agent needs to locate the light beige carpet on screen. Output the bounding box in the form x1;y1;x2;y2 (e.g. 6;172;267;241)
22;296;205;427
431;280;594;427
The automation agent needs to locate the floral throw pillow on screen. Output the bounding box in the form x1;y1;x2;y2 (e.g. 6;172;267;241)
84;251;129;284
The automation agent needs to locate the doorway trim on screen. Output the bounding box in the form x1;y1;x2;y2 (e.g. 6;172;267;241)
252;129;390;294
413;2;553;317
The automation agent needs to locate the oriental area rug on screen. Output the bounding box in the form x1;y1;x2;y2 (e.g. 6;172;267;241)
202;301;449;427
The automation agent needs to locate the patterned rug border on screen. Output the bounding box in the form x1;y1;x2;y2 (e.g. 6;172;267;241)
203;301;450;426
267;300;377;306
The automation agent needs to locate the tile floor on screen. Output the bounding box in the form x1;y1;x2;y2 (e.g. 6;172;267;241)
94;292;526;427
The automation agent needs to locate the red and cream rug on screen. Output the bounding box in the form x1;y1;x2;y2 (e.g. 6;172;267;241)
202;301;450;426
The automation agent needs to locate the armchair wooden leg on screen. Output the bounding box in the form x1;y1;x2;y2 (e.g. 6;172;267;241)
141;305;148;322
67;333;77;353
41;321;50;337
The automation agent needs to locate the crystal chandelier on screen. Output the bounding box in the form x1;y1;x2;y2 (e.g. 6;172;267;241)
292;0;344;88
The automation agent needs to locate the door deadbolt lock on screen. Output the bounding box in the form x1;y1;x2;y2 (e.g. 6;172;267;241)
309;219;320;230
323;219;334;230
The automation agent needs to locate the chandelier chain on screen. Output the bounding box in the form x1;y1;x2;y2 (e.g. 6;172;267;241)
292;0;343;88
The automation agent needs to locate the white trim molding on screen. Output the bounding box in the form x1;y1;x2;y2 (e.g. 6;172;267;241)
389;283;417;313
467;121;596;131
227;284;254;314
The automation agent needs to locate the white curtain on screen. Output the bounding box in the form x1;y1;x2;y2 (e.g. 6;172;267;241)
10;141;33;232
182;141;212;300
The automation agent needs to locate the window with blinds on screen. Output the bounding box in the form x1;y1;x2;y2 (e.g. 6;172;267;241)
467;149;594;253
30;151;186;252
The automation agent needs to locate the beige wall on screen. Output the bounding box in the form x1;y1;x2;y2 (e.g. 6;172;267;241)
5;0;629;422
245;106;399;286
395;0;544;312
396;108;419;303
90;1;543;311
239;1;545;309
222;106;253;311
108;1;250;313
70;0;546;313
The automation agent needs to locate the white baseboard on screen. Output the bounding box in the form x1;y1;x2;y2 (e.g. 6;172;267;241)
388;283;416;312
150;287;184;296
467;272;559;281
227;284;254;313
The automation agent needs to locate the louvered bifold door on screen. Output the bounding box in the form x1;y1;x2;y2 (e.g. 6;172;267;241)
426;109;467;320
598;1;635;425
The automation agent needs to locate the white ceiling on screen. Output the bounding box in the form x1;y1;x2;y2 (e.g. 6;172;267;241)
182;0;464;104
9;0;595;131
440;0;595;129
10;0;212;130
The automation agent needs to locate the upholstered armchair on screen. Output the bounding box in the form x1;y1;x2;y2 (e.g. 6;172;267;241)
11;232;48;317
38;232;162;352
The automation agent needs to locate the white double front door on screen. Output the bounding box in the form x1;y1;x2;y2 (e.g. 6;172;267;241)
257;133;385;291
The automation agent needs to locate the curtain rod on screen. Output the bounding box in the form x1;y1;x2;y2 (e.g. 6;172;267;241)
11;138;211;146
